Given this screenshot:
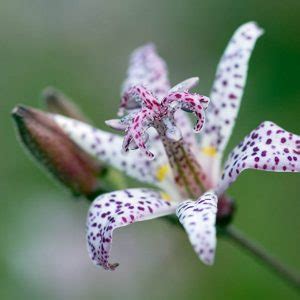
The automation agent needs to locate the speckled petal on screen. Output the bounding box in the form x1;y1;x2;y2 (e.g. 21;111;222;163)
216;121;300;196
176;192;218;265
52;114;171;187
200;22;263;158
86;188;177;270
121;43;170;106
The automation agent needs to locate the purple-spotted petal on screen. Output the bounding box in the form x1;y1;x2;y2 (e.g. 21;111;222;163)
176;192;218;265
86;188;177;270
52;114;171;187
216;121;300;196
201;22;263;157
121;44;170;108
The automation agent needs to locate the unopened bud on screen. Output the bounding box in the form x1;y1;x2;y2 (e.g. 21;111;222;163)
12;105;103;197
42;87;90;123
216;194;236;227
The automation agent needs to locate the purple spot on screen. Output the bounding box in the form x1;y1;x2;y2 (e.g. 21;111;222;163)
266;139;272;145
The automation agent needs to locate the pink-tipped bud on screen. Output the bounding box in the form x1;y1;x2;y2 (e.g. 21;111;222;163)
12;105;103;197
42;87;90;123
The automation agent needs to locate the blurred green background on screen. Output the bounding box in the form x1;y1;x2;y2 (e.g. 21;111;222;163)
1;0;300;299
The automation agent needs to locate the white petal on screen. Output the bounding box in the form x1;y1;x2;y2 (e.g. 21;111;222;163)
121;43;170;101
199;22;263;180
176;192;218;265
215;121;300;196
52;114;173;189
86;188;177;270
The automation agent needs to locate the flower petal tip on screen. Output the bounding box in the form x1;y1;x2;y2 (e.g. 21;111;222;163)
105;119;127;131
201;256;215;266
110;263;120;270
106;262;119;271
11;104;30;119
169;77;200;93
241;21;264;38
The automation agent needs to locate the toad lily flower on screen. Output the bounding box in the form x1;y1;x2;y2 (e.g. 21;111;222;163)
48;22;300;270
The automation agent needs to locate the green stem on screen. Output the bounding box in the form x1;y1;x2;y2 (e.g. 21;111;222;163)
224;225;300;292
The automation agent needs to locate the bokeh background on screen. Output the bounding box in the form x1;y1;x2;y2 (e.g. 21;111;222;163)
1;1;300;299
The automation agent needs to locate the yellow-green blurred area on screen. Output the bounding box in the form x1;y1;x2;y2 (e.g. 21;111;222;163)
1;0;300;299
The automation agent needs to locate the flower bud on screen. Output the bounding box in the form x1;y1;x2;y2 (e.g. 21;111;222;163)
12;105;103;197
42;87;90;123
216;194;236;227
